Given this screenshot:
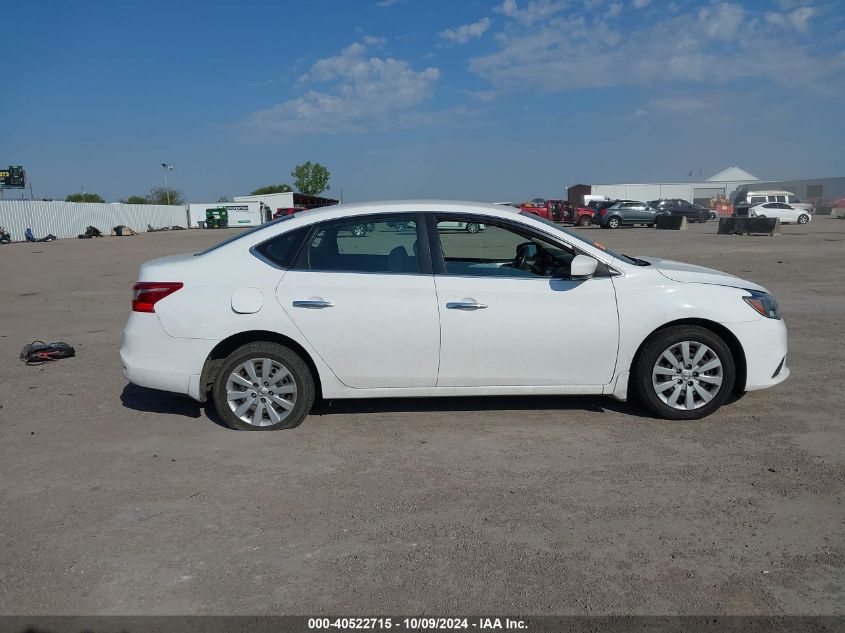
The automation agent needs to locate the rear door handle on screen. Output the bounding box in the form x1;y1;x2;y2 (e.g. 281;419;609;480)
446;301;488;310
292;299;335;308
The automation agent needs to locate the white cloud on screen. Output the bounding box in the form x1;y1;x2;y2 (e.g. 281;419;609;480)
766;6;815;33
469;2;843;95
361;35;387;46
606;2;622;18
376;0;399;6
494;0;569;26
243;42;439;135
439;17;492;44
698;2;745;40
633;0;650;8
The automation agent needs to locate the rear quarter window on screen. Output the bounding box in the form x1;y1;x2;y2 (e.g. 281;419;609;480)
252;226;309;269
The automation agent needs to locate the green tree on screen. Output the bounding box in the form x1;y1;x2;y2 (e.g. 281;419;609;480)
148;186;185;205
216;196;230;202
66;192;106;203
123;195;151;204
250;184;292;195
291;161;330;196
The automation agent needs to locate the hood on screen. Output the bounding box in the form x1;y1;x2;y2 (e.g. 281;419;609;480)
637;256;769;293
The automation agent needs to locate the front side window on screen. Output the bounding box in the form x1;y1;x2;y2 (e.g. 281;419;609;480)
299;216;420;274
774;195;786;203
787;194;800;203
435;218;575;278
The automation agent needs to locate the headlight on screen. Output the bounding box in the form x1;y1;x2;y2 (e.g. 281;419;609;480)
743;290;781;319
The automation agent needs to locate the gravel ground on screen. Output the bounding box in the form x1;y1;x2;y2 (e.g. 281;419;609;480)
0;219;842;615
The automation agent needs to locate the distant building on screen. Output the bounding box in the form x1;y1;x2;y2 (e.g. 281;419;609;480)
567;167;845;211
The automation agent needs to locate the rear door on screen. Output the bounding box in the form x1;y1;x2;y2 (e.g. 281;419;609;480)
275;213;441;388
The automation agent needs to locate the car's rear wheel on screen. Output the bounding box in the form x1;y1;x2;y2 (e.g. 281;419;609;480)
213;342;315;430
579;215;592;227
632;325;735;420
798;214;809;224
351;224;367;237
466;222;481;233
607;217;621;229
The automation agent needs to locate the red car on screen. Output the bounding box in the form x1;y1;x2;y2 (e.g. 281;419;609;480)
520;200;595;226
272;207;307;220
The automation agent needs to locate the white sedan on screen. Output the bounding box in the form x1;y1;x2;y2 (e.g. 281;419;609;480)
749;202;812;224
121;200;789;430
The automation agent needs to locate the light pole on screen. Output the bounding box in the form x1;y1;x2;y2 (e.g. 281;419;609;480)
161;163;174;205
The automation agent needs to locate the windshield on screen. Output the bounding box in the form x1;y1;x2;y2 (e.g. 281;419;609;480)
519;212;642;265
195;214;296;256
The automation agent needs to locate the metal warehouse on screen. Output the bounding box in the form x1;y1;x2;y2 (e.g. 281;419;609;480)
568;167;845;211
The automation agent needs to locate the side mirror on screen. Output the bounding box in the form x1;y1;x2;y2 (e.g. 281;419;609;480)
570;255;598;280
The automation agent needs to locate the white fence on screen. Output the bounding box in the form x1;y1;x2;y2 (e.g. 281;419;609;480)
0;200;190;241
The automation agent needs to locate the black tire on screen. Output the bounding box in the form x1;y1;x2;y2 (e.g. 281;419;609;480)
212;342;315;431
466;222;481;233
631;325;736;420
351;224;366;237
607;217;621;229
579;215;592;227
798;214;809;225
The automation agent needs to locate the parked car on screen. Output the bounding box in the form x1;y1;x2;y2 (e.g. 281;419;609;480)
738;190;815;214
596;201;668;229
122;200;789;429
747;202;812;224
520;200;594;226
648;199;710;223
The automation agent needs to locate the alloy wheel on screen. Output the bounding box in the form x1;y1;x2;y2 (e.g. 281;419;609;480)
226;358;298;427
651;341;723;411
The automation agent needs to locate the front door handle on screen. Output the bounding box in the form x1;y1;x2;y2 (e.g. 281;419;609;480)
292;299;335;309
446;301;488;310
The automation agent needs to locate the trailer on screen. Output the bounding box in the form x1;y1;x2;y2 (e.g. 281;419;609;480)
188;202;262;228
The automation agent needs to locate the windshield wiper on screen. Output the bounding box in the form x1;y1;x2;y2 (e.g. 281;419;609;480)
622;254;651;266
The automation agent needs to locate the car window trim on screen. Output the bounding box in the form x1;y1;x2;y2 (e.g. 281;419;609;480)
291;212;433;276
426;212;612;280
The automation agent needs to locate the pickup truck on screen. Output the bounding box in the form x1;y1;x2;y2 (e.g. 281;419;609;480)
520;199;595;226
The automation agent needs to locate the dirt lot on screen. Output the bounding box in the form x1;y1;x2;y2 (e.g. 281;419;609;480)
0;219;842;615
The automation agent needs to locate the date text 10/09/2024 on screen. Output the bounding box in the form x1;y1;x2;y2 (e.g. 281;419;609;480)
308;618;528;630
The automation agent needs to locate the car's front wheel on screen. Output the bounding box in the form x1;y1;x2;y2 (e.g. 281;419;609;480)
632;325;736;420
798;214;809;224
465;222;481;233
212;342;315;430
351;224;367;237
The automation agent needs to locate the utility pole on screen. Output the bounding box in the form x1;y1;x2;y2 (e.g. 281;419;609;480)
161;163;174;205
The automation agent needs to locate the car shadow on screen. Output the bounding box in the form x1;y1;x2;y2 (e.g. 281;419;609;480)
312;394;645;417
120;383;229;429
121;384;650;425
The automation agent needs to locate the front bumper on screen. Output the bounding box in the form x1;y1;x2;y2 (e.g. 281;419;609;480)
726;317;790;391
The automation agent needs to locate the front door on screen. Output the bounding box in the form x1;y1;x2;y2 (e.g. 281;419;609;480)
430;216;619;387
276;214;440;389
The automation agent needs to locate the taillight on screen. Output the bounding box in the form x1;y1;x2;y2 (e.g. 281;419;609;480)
599;208;608;216
132;282;183;313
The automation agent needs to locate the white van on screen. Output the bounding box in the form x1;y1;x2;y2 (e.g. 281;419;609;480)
740;191;814;214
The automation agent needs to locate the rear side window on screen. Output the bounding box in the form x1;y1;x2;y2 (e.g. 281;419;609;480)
298;216;421;274
252;226;309;269
750;196;766;204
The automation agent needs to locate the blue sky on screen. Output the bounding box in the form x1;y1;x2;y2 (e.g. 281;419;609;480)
3;0;844;203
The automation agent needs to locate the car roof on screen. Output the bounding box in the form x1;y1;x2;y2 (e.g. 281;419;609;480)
202;199;621;266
